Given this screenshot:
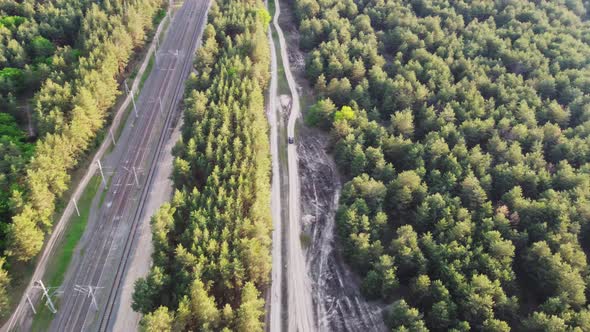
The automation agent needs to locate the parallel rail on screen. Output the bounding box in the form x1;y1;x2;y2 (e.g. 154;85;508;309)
97;0;210;330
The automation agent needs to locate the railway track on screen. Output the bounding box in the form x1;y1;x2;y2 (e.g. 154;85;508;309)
0;4;175;332
97;0;210;330
44;0;211;330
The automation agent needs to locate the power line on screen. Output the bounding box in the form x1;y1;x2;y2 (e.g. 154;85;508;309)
33;280;57;314
74;285;104;311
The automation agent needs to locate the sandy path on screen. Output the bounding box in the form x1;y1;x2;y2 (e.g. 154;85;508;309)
272;0;316;330
267;9;284;332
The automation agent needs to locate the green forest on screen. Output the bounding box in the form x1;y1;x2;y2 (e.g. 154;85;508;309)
295;0;590;330
0;0;162;316
132;0;273;330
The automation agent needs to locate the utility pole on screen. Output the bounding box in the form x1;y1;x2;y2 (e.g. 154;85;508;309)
73;198;80;217
97;160;107;187
26;293;36;315
110;128;116;146
132;167;139;187
74;285;103;311
89;286;100;310
125;80;138;118
35;280;57;314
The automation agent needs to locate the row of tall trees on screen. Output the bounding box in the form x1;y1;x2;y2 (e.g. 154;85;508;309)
0;0;163;317
0;0;89;260
296;0;590;330
0;0;90;268
132;0;272;331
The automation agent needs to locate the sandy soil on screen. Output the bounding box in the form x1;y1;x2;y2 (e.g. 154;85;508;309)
298;128;387;332
110;117;181;331
272;0;317;330
267;18;284;332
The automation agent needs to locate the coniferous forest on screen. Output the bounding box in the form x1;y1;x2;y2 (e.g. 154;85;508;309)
1;0;589;329
295;0;590;330
132;0;272;330
0;0;162;315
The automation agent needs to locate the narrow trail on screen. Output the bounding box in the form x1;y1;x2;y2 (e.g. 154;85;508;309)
267;10;283;332
272;0;316;330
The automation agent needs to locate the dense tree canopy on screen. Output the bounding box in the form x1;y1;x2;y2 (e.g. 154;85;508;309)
295;0;590;330
0;113;33;238
133;0;272;330
0;0;163;317
6;0;162;260
0;0;84;103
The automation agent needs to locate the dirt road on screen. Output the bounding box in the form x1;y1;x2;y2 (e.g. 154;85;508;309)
267;14;284;332
271;0;316;331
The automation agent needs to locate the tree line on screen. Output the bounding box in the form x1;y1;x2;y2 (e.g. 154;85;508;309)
0;0;90;256
0;0;163;317
132;0;272;331
296;0;590;330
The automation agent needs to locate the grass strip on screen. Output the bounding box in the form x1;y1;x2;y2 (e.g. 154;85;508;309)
138;54;155;94
30;175;103;331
